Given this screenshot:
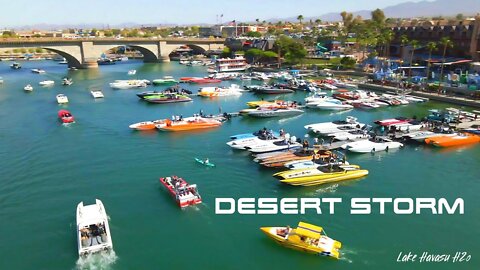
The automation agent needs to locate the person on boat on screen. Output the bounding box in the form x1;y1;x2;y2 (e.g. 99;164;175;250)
279;129;285;137
179;115;183;121
302;139;309;152
204;158;209;164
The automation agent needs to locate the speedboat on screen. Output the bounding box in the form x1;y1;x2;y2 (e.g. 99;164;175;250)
155;117;222;131
463;125;480;135
341;138;403;153
10;62;21;69
273;165;368;186
152;76;178;85
127;69;137;75
253;86;294;94
314;99;353;111
305;116;364;135
109;80;147;89
260;222;341;259
351;101;381;109
159;176;202;208
246;100;287;108
62;77;73;85
227;135;281;150
187;78;221;84
198;84;243;97
129;120;165;130
246;139;302;154
425;133;480;147
58;110;75;123
39;80;55;86
76;199;113;257
247;107;304;118
31;68;46;74
230;130;280;140
90;89;104;98
285;158;349;170
328;129;370;141
374;117;411;126
56;94;69;104
143;93;192;104
259;149;331;168
388;120;424;132
24;84;33;92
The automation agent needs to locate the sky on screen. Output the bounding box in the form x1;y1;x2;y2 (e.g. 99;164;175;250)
0;0;428;27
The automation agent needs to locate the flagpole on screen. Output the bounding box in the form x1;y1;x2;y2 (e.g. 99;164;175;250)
235;20;238;37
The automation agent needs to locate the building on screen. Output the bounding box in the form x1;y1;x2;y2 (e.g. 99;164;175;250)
390;15;480;60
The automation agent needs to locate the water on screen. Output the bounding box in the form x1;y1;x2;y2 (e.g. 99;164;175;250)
0;60;478;270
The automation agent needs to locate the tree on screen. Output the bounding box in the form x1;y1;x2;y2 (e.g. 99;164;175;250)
400;34;409;60
28;48;35;53
340;56;356;69
380;29;394;57
315;19;322;24
255;18;260;25
371;9;386;26
274;35;306;66
245;48;263;63
439;37;454;92
2;31;15;38
104;30;114;37
221;47;231;58
425;41;437;80
35;48;43;53
245;31;262;38
456;13;464;20
408;40;419;82
297;15;304;25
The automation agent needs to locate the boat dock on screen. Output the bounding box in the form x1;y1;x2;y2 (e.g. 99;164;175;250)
359;83;480;109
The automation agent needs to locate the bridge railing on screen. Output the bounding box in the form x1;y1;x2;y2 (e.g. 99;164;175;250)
0;37;225;43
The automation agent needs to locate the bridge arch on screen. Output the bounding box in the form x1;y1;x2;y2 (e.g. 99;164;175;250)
42;47;82;68
127;45;158;62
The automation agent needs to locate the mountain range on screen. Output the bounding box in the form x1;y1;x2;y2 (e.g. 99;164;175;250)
8;0;480;30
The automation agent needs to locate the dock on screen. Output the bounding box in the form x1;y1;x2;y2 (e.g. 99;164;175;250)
359;83;480;109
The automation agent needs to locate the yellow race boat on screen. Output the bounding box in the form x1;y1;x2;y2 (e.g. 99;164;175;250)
273;165;368;186
260;222;342;259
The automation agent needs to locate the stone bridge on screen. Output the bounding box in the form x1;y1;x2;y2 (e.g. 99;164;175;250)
0;38;225;68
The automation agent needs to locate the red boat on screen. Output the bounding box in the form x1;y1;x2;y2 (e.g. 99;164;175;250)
188;78;221;84
179;77;199;82
58;110;75;123
159;176;202;208
332;91;359;101
374;117;411;126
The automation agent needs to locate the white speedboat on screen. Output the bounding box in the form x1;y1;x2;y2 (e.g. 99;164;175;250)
246;140;302;154
405;131;457;142
31;68;46;74
109;80;147;89
76;199;113;257
227;136;281;150
90;89;104;99
328;129;370;141
319;83;338;90
314;99;353;111
56;94;69;104
389;120;424;132
285;160;350;170
127;69;137;75
39;80;55;86
305;93;329;104
62;77;73;85
24;84;33;92
305;116;364;135
341;138;403;153
247;107;304;118
198;84;243;97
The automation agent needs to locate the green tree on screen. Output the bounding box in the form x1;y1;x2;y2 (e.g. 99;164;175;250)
456;13;464;20
245;48;263;63
408;40;419;82
245;31;262;38
315;19;322;24
2;31;15;38
35;48;43;53
400;34;409;60
12;48;20;53
285;42;307;64
221;47;231;58
111;29;121;36
340;56;356;69
28;48;35;53
297;15;304;25
104;30;114;37
425;41;437;80
20;48;27;54
438;37;454;92
127;29;140;37
371;9;386;26
33;34;41;38
255;18;260;25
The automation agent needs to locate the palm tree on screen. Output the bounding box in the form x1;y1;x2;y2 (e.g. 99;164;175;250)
408;40;419;82
297;15;304;25
382;29;394;58
439;37;454;92
400;34;409;61
315;19;322;24
425;41;437;81
255;18;260;25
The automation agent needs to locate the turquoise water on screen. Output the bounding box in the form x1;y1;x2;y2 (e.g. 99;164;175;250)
0;60;478;270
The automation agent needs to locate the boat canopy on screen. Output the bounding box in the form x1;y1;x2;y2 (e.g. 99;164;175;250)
296;222;323;238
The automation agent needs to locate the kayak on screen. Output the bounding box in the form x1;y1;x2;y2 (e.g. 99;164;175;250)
195;158;215;167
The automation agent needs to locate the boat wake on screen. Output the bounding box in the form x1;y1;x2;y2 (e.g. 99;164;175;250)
278;114;303;124
75;251;118;270
339;247;357;263
312;184;339;195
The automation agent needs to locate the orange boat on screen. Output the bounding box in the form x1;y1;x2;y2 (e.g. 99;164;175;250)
155;117;222;131
129;120;165;130
425;133;480;147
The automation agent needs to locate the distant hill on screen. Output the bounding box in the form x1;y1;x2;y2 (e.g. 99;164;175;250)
273;0;480;22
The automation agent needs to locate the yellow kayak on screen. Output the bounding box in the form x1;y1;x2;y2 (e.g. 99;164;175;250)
260;221;342;259
273;165;368;186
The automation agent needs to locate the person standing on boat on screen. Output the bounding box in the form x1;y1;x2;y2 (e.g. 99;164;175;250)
302;139;309;153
